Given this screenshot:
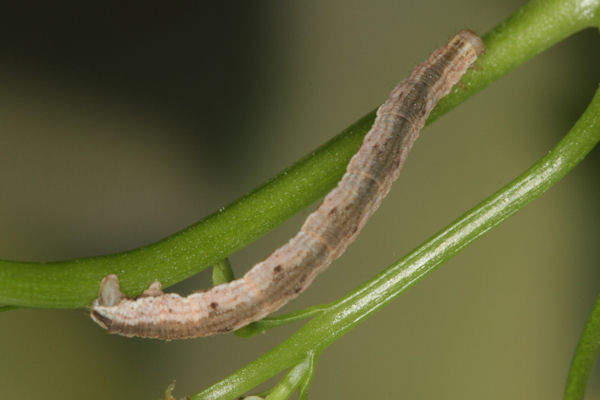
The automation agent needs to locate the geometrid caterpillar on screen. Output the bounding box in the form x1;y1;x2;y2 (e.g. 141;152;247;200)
91;30;485;340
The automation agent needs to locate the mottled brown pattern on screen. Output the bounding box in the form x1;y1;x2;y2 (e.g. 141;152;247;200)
91;30;484;340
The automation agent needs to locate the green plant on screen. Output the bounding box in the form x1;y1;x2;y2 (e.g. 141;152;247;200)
1;0;599;398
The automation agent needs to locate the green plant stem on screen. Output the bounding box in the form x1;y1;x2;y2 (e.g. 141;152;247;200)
212;259;235;286
431;0;600;120
564;293;600;400
1;0;596;309
297;351;318;400
263;353;316;400
235;303;332;338
191;88;600;400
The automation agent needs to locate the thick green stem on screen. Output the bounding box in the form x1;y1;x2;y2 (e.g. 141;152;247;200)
1;0;596;309
191;85;600;400
564;293;600;400
431;0;600;120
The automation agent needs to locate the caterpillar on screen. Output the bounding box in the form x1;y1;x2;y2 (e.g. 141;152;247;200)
91;30;484;340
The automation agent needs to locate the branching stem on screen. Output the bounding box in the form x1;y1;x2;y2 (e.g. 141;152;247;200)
1;0;597;309
0;0;599;399
191;85;600;400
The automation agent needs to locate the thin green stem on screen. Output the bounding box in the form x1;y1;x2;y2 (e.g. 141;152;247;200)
212;259;235;286
264;354;315;400
564;293;600;400
297;351;318;400
1;0;596;309
235;303;332;338
191;88;600;400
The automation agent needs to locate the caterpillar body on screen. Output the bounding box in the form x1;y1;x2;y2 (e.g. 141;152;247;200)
91;30;484;340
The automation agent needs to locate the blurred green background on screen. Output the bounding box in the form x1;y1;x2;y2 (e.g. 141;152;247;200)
0;1;599;399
